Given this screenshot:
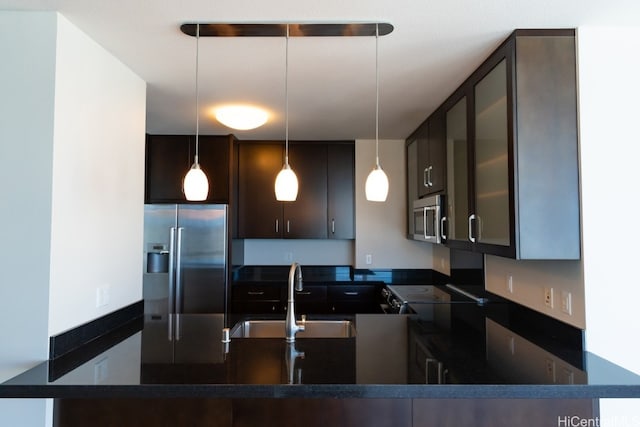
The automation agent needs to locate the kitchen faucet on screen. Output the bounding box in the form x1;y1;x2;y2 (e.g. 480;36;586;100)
285;262;305;342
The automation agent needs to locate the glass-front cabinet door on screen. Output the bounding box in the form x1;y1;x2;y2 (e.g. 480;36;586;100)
473;59;510;247
444;95;470;246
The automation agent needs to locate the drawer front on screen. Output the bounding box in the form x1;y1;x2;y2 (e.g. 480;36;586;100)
233;283;283;301
295;285;328;302
328;284;376;301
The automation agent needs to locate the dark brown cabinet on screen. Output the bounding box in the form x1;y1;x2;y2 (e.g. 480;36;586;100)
408;109;446;200
439;30;581;260
236;141;354;240
417;108;446;197
231;283;284;314
327;143;355;239
145;134;233;204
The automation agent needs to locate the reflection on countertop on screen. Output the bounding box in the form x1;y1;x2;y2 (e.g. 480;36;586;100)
4;296;640;399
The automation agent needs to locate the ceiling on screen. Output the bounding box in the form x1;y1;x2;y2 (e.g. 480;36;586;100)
2;0;639;141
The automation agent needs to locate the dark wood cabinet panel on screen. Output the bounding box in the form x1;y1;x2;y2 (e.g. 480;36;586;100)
236;141;354;240
231;282;284;314
236;142;284;238
285;143;328;239
327;143;355;239
145;134;232;204
415;109;445;198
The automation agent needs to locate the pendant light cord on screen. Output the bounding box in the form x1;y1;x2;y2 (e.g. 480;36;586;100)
194;23;200;163
375;23;380;167
284;24;290;166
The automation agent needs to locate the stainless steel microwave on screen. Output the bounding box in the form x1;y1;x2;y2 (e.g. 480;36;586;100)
412;195;443;243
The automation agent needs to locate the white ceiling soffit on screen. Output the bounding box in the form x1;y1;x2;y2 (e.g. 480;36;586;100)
1;0;639;140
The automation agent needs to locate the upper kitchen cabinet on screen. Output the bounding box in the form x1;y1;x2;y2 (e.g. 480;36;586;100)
145;134;233;204
408;110;446;200
327;143;355;239
442;29;580;259
236;141;354;239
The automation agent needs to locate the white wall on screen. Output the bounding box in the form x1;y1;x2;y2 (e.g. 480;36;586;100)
577;26;640;375
1;11;146;427
47;15;147;336
0;11;57;427
355;139;433;269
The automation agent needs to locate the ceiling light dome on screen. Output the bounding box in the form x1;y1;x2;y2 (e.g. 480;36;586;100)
215;105;268;130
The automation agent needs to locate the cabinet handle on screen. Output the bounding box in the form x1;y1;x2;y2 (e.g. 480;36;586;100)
247;291;265;296
440;216;447;240
423;167;429;188
344;291;359;296
468;214;476;243
427;166;433;187
297;291;312;295
287;220;291;233
275;219;279;233
331;219;335;234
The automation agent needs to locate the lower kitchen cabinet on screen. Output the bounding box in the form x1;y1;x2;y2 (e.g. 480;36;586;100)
328;284;381;314
231;282;382;315
231;283;284;314
54;397;598;427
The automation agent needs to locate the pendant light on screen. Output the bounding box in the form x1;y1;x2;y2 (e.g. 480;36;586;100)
275;24;299;202
365;24;389;202
183;23;210;201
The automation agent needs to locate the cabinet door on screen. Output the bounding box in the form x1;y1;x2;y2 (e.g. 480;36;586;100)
145;135;191;203
473;58;511;247
237;143;283;238
197;136;231;203
327;143;355;239
406;137;419;236
427;108;446;194
145;135;231;203
416;122;431;198
284;143;328;239
444;95;471;247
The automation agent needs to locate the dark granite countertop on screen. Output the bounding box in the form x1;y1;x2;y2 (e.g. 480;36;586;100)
3;298;640;399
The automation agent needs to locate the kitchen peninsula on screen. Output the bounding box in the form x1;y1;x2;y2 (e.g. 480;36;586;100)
2;268;640;426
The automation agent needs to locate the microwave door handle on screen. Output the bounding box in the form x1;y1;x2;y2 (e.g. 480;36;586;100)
440;216;447;240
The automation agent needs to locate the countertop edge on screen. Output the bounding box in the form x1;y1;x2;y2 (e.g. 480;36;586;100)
2;384;640;399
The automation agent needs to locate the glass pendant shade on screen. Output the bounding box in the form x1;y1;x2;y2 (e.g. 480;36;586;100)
183;23;209;202
365;164;389;202
183;161;209;201
275;163;298;201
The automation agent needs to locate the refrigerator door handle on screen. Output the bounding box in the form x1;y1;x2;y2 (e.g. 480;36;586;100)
168;227;177;317
176;227;185;315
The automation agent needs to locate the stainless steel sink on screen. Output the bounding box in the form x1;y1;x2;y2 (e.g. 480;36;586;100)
230;319;356;338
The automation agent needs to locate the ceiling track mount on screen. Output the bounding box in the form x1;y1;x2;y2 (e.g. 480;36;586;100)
180;22;393;37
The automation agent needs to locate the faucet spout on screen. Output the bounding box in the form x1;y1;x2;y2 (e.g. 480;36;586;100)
285;262;305;342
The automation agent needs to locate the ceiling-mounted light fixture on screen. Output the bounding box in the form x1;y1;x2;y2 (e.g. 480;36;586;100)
183;23;209;202
215;105;269;130
365;24;389;202
275;24;298;202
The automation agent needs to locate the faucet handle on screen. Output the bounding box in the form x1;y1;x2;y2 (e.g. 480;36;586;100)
299;314;306;331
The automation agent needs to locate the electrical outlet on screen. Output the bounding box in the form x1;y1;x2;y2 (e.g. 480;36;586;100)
545;358;556;382
506;274;513;293
561;291;572;315
544;287;554;308
96;286;110;308
365;254;372;265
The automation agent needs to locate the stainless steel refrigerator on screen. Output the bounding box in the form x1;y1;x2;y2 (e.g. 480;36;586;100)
143;204;228;316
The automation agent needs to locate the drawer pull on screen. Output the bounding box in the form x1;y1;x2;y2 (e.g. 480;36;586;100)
344;291;359;296
296;291;312;295
247;291;265;296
